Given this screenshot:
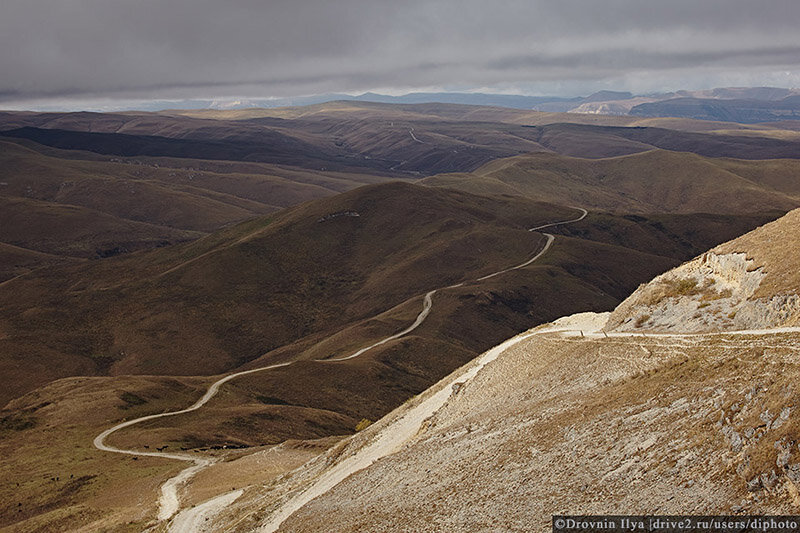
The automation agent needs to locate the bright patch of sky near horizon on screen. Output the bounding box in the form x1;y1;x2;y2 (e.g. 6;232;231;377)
1;0;800;110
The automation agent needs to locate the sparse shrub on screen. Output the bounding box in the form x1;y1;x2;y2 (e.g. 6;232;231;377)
674;278;699;295
635;314;651;328
698;302;711;309
728;311;738;319
0;414;37;432
642;277;702;306
355;418;373;431
701;287;733;302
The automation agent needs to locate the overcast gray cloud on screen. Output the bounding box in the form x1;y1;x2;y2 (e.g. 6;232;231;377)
2;0;800;107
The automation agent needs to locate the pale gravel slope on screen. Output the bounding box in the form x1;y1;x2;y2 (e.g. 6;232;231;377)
262;327;800;533
97;207;587;530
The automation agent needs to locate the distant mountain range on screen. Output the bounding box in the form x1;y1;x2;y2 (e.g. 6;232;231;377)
168;91;578;112
25;86;799;124
120;86;798;123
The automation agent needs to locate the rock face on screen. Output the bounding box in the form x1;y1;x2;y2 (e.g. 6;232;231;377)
606;251;800;332
607;209;800;333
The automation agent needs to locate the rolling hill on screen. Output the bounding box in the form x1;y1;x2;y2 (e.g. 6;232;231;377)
5;103;800;178
1;101;799;531
424;149;800;214
0;136;395;278
631;96;800;123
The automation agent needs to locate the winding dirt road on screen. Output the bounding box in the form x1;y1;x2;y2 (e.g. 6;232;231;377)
93;206;588;526
93;361;292;520
408;127;425;144
320;290;436;362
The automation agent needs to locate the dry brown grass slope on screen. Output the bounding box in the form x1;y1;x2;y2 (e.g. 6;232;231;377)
0;183;577;404
0;196;202;258
8;106;800;180
0;137;385;222
0;177;769;409
425;149;800;214
162;101;800;134
247;329;800;533
0;242;80;284
0;136;399;279
0;139;269;231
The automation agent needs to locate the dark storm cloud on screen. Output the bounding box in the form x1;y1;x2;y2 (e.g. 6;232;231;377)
2;0;800;103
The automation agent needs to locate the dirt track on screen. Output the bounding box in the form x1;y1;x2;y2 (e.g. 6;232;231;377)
92;206;589;526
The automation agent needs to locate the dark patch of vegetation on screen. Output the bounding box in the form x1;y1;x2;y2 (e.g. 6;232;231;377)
623;214;648;223
0;413;37;432
118;391;147;409
177;433;210;450
90;354;117;373
59;475;96;499
255;395;292;406
254;411;282;421
95;246;129;258
226;416;258;431
674;278;699;295
488;290;533;313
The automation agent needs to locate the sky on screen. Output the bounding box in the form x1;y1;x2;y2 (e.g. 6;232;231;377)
2;0;800;110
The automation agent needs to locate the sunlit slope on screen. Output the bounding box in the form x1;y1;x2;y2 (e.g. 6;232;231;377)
425;149;800;214
609;208;800;332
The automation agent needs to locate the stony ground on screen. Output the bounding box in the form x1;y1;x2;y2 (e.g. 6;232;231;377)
608;209;800;333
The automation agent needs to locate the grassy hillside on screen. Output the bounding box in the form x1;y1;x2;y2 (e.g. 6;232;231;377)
200;210;800;533
5;105;800;181
0;183;575;403
0;176;774;408
0;137;397;277
525;123;800;159
0;242;80;284
2;103;799;531
0;195;202;258
0;179;776;423
424;150;800;214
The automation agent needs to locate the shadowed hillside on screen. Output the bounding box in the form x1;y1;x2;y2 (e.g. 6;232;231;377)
0;136;395;278
1;178;779;408
0;183;779;531
0;182;574;403
4;104;800;180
